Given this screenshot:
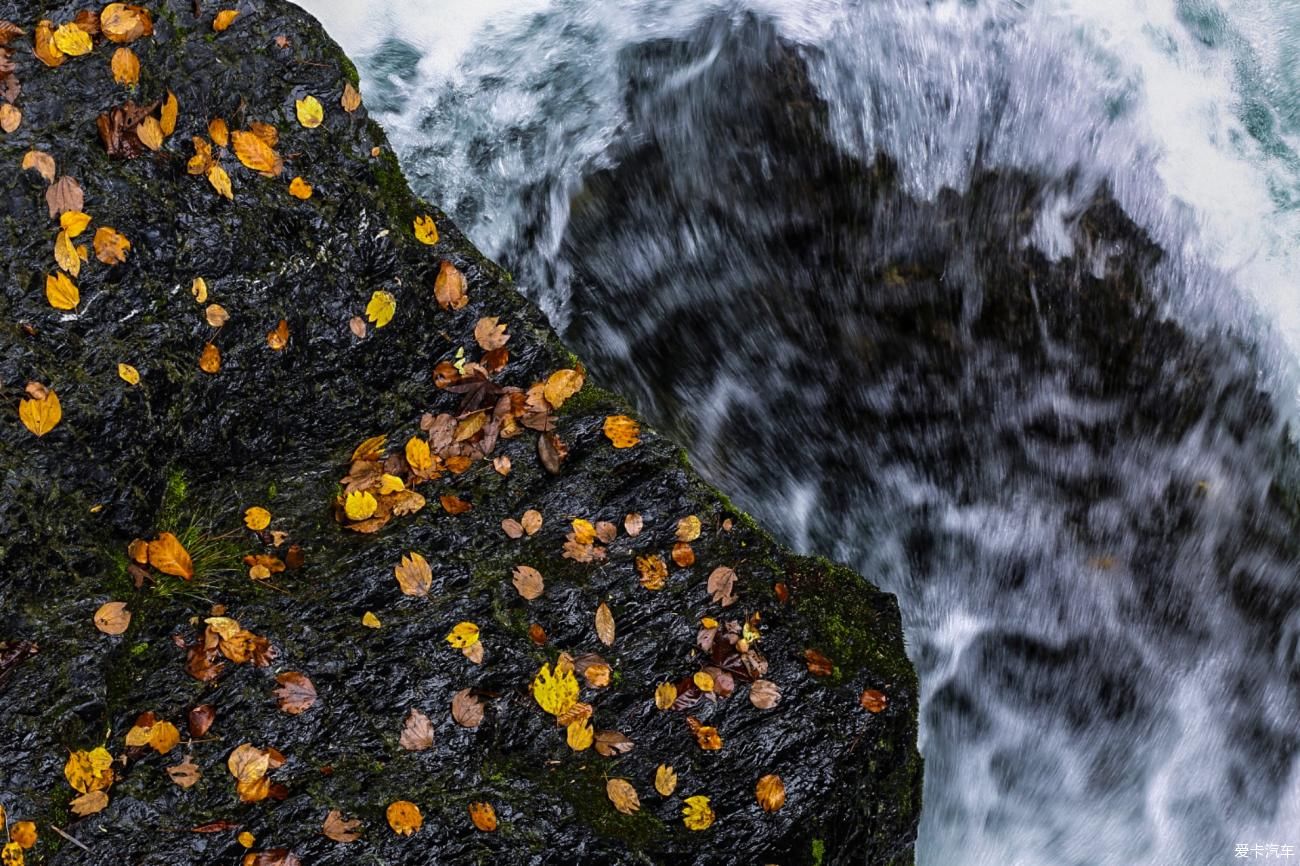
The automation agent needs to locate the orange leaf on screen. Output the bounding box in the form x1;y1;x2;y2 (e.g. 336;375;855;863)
147;531;194;579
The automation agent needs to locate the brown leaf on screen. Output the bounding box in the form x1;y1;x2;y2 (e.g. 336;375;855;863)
451;688;484;728
70;790;109;816
594;521;617;544
167;757;202;788
348;316;366;338
671;542;695;567
93;601;131;635
594;601;615;646
749;679;782;709
440;494;472;515
528;623;547;645
399;708;434;751
394;552;432;597
0;21;25;45
434;261;468;310
804;648;834;677
706;566;737;607
624;512;644;537
637;554;667;591
606;778;640;815
859;689;888;713
199;342;221;374
46;176;84;218
473;316;509;351
521;509;543;535
321;809;362;843
654;764;678;797
242;850;302;866
341;83;362;113
188;704;216;737
511;565;544;600
594;730;634;757
267;319;289;350
755;774;786;812
538;430;567;474
273;672;317;714
502;518;524;539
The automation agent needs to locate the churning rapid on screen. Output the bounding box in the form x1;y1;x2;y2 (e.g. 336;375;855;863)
301;1;1300;863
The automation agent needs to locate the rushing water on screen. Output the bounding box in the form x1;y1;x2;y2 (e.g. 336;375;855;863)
300;1;1300;863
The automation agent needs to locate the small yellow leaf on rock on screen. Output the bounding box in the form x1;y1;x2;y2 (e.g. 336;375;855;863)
566;718;593;751
445;621;480;649
468;802;497;832
405;437;432;472
46;272;79;310
148;531;194;579
532;662;579;717
205;304;229;327
237;831;255;849
604;415;641;448
677;515;702;542
101;4;153;43
244;507;271;531
118;363;140;385
209;118;229;147
1;842;21;866
296;95;324;128
52;23;93;56
207;164;234;200
94;601;131;635
34;21;66;67
61;210;91;237
160;91;179;137
20;388;62;437
341;82;362;112
344;490;377;521
267;318;290;350
191;277;209;302
0;104;20;134
199;342;221;374
386;801;422;836
54;230;80;277
288;176;312;199
379;473;405;495
213;9;240;31
755;774;786;812
394;552;432;597
232;129;282;176
94;226;131;265
137;116;164;151
606;779;641;815
361;611;381;628
65;747;114;793
655;764;678;797
111;47;140;84
366;290;395;328
413;215;439;245
10;823;36;850
682;795;714;831
654;682;677;710
543;368;585;409
693;671;715;693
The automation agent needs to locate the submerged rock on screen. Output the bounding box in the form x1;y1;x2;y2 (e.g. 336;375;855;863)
0;3;920;865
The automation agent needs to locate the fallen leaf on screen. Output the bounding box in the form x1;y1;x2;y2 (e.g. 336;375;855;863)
366;290;395;327
148;531;194;579
706;566;738;607
19;387;62;436
34;21;65;67
434;261;467;309
199;342;221;373
94;601;131;635
531;662;578;717
413;215;438;245
860;689;888;713
756;774;786;812
473;316;509;351
348;316;366;338
209;117;229;146
207;164;233;200
682;795;714;831
45;272;79;310
9;824;34;851
160;91;178;136
583;662;612;688
654;682;677;710
23;150;56;183
655;764;678;797
594;601;615;646
672;542;695;567
69;790;109;816
693;671;715;693
46;176;83;218
677;515;702;542
136;116;163;151
64;747;114;793
167;757;201;788
110;46;140;85
386;801;421;836
344;490;377;521
399;709;434;751
468;802;497;832
543;368;584;409
0;104;19;133
502;518;524;539
603;415;641;448
450;688;483;728
52;23;92;56
238;832;255;849
394;552;432;597
341;83;362;112
53;230;80;277
687;717;722;751
288;176;312;199
606;779;640;815
361;611;381;629
188;704;216;737
805;648;834;677
295;95;323;128
231;129;282;176
521;509;543;535
273;672;317;714
191;277;209;302
637;555;667;590
94;227;131;264
321;810;362;843
213;10;240;32
749;679;781;709
594;729;634;757
440;493;472;514
101;4;153;43
511;565;543;600
566;718;593;751
267;319;289;350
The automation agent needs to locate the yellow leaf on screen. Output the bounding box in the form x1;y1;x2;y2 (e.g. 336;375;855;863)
54;230;80;277
296;95;324;128
137;116;164;151
10;823;36;850
571;518;596;545
93;601;130;635
755;774;786;812
46;272;79;309
288;176;312;199
19;389;61;436
199;342;221;374
379;473;405;495
227;743;270;783
160;90;179;137
1;842;23;866
366;290;395;328
606;779;641;815
52;23;92;56
682;795;714;831
386;801;422;836
604;414;641;448
693;671;715;693
101;4;153;43
213;9;240;31
655;764;678;797
341;82;362;112
344;490;377;521
677;514;702;542
149;721;181;755
351;434;386;462
566;718;593;751
444;621;479;649
117;363;140;385
237;831;255;849
654;682;677;710
413;215;438;245
531;662;579;717
209;117;229;147
207;164;233;200
94;226;131;265
231;129;282;176
244;506;271;531
111;47;140;85
394;551;432;597
361;611;382;629
147;531;194;579
405;437;432;472
544;368;585;409
205;304;229;326
64;747;114;794
0;103;20;134
60;210;91;237
34;22;65;68
468;801;497;832
191;277;209;302
23;150;57;183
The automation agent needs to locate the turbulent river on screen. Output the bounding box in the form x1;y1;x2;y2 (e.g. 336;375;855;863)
300;1;1300;863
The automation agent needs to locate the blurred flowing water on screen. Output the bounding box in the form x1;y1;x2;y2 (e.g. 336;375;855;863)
300;1;1300;863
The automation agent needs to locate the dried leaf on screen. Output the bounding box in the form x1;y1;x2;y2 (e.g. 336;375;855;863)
93;601;130;635
440;494;472;514
450;688;484;728
511;565;544;600
0;103;19;133
117;363;140;385
231;129;282;176
706;566;737;607
136;116;163;151
288;176;312;199
267;319;289;350
434;261;467;309
111;46;140;85
749;679;781;709
213;10;240;32
34;21;65;67
805;648;834;677
637;555;667;591
188;704;216;737
468;802;496;832
655;764;678;797
603;415;641;448
566;718;593;751
101;4;153;43
45;272;79;310
594;601;615;646
361;611;381;628
502;518;524;539
606;779;640;815
386;801;422;836
473;316;509;351
543;368;584;409
61;211;91;237
209;118;229;147
756;774;786;812
321;810;362;843
64;747;114;793
521;509;543;535
148;532;194;579
46;176;83;218
207;164;233;200
19;388;61;436
52;23;92;56
399;709;434;751
394;552;432;597
160;91;178;136
413;215;438;245
531;662;578;717
191;277;209;303
273;672;317;714
594;730;634;757
672;542;695;567
168;757;201;788
199;342;221;373
344;490;377;521
69;790;109;816
23;150;56;183
860;689;888;713
341;83;362;112
654;682;677;710
93;226;131;265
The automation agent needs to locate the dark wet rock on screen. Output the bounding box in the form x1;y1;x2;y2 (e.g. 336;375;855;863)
0;3;920;865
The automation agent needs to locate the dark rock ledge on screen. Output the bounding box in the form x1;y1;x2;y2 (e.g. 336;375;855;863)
0;2;920;864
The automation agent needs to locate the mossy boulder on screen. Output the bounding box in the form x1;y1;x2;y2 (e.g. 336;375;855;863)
0;2;920;864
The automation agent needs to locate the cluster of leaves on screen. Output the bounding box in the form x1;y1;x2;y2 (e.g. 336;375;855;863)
0;805;38;866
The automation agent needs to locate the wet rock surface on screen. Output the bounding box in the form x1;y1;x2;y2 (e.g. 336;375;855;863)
0;3;920;865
